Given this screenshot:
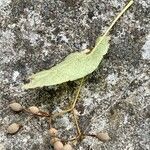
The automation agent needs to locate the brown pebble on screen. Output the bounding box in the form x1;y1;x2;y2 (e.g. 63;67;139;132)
28;106;39;114
9;102;23;112
96;132;111;142
50;138;60;146
54;141;63;150
63;144;73;150
49;128;58;137
7;123;20;134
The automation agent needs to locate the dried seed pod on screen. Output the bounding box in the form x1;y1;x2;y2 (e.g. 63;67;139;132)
28;106;39;114
54;141;63;150
7;123;20;134
50;138;60;146
96;132;111;142
9;102;23;112
49;128;58;137
63;144;73;150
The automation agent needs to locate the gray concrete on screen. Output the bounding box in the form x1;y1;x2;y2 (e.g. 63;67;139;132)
0;0;149;150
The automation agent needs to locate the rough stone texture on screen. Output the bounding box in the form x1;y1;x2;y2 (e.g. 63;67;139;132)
0;0;150;150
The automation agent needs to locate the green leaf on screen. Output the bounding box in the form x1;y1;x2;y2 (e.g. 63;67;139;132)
23;36;110;89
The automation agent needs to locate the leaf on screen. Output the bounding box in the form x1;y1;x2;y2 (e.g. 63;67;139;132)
23;36;110;89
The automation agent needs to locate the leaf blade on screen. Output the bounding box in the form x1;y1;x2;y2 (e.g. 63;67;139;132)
23;36;110;89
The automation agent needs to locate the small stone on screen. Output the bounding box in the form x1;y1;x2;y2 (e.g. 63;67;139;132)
9;102;23;112
7;123;20;134
63;144;73;150
50;138;60;146
54;141;64;150
96;132;111;142
28;106;39;114
49;128;58;137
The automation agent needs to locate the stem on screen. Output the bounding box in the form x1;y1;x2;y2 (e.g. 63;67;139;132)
52;78;84;118
71;78;84;109
92;0;133;52
72;109;81;136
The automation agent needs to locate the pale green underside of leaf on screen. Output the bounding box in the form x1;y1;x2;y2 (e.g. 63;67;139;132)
23;36;110;89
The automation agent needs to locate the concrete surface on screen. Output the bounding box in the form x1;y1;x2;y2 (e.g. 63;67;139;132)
0;0;149;150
